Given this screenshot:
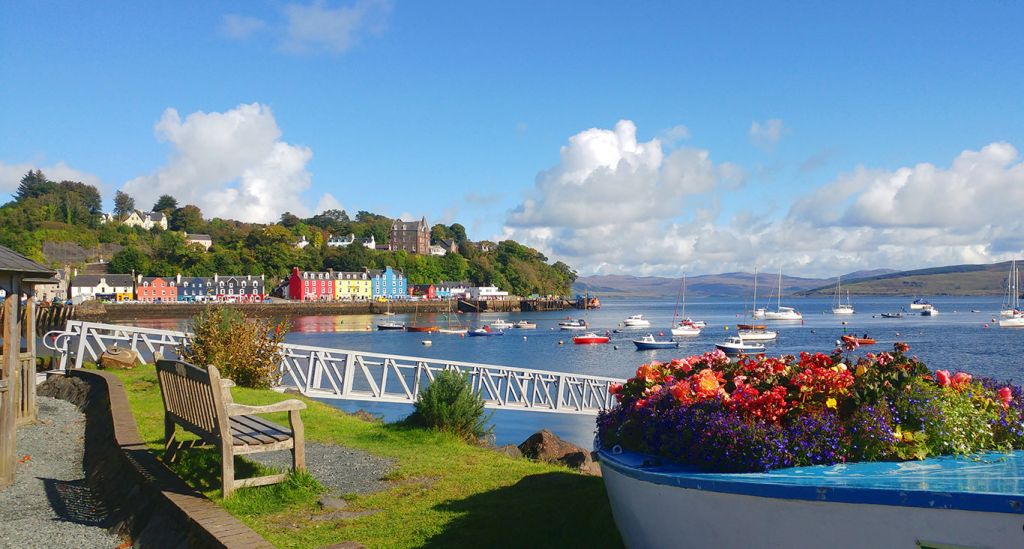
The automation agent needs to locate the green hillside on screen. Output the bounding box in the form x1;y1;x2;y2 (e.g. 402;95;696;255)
0;170;576;296
799;262;1014;296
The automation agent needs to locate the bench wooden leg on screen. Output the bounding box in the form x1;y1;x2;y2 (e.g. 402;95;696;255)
289;409;306;472
164;416;177;463
221;441;235;498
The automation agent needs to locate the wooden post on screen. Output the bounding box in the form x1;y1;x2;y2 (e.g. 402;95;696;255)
21;299;36;424
1;294;19;488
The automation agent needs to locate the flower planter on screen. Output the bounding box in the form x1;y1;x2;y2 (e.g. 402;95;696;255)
599;446;1024;549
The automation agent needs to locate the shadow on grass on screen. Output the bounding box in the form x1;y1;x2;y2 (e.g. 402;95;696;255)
421;472;623;549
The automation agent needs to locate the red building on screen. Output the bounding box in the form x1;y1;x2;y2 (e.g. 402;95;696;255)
288;267;335;301
409;284;436;300
137;276;178;303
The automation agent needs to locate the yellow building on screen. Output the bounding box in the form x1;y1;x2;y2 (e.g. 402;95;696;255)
333;271;372;301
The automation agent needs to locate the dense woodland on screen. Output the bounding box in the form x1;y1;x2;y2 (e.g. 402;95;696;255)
1;170;577;296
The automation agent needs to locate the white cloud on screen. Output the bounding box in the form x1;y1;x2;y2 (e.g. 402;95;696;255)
314;192;343;214
749;118;787;149
281;0;392;55
122;103;323;223
221;14;267;40
659;124;690;146
0;160;104;194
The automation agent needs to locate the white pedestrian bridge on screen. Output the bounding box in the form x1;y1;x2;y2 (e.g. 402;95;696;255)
45;321;623;416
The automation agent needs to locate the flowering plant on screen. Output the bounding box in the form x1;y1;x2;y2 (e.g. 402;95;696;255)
597;343;1024;472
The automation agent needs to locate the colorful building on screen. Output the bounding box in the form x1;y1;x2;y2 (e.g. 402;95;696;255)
370;266;407;300
289;267;335;301
137;276;178;303
175;275;210;302
436;280;470;299
333;270;372;301
69;274;135;303
212;275;265;302
409;284;436;300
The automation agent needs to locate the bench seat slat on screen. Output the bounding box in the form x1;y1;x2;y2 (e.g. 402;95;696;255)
229;415;293;447
232;414;293;440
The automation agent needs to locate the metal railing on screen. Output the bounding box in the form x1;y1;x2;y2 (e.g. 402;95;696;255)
45;320;622;415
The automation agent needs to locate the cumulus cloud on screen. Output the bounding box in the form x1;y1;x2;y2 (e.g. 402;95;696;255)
221;14;267;40
505;121;1024;277
749;118;787;149
314;192;343;214
122;103;320;223
281;0;392;54
0;160;104;194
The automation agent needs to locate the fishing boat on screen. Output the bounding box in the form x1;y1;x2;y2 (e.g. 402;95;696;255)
633;334;679;350
841;335;876;346
512;320;537;329
920;305;939;316
376;321;405;331
880;312;903;319
910;297;931;310
764;269;802;320
715;336;765;355
490;319;514;330
832;277;855;315
559;319;588;331
623;314;651;327
468;327;503;337
573;331;610;344
736;324;778;341
1001;260;1020;317
671;273;703;337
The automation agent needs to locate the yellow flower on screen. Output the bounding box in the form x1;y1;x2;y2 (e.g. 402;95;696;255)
855;365;867;377
826;397;837;409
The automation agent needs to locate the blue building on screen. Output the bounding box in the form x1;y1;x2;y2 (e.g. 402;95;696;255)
370;266;407;299
176;276;209;302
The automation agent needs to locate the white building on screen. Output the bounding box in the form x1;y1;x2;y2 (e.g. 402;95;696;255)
327;233;376;248
295;235;309;249
185;233;212;250
69;273;135;303
103;210;168;230
469;286;509;300
429;244;446;256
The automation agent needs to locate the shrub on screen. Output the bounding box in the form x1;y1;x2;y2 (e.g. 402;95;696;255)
182;307;288;388
409;370;493;442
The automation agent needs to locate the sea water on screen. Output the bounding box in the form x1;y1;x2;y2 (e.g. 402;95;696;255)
126;296;1023;446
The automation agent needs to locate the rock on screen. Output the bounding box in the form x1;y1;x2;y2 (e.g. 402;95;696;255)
350;410;381;423
318;496;349;510
518;429;601;475
98;346;142;370
494;444;522;459
283;387;303;395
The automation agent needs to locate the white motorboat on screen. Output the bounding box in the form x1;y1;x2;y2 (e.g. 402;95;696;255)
489;319;514;330
512;320;537;329
831;276;855;315
715;336;765;355
736;324;778;341
765;268;802;320
910;297;931;310
920;305;939;316
559;319;588;330
671;322;701;337
623;314;651;327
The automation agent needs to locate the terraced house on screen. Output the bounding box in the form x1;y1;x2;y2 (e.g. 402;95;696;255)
333;270;372;301
288;268;335;301
370;266;407;300
136;276;177;303
211;274;264;302
69;274;135;303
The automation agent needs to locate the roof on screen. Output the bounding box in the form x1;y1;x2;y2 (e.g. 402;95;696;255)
392;219;426;231
186;233;212;240
71;274;135;287
0;245;54;275
148;212;166;221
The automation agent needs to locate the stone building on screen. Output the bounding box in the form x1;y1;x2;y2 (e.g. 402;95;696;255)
389;217;429;255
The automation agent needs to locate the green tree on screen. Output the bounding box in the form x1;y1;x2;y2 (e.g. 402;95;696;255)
57;180;102;214
280;211;301;228
449;223;468;244
114;190;135;219
15;170;56;201
170;204;205;233
152;194;178;214
110;246;149;274
431;224;453;244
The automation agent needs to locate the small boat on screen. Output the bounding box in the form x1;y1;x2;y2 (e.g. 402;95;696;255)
910;297;931;310
715;336;765;355
633;334;679;350
622;314;651;327
841;335;876;345
437;327;468;335
999;315;1024;328
573;331;610;344
671;274;705;336
752;307;766;319
468;327;504;337
1001;260;1019;317
559;319;588;331
831;276;855;315
920;305;939;316
490;319;514;330
671;322;701;337
681;318;706;328
376;321;405;331
880;312;903;319
736;324;778;341
406;325;440;333
512;320;537;329
764;269;803;320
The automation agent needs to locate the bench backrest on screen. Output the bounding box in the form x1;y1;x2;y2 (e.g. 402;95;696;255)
155;359;228;442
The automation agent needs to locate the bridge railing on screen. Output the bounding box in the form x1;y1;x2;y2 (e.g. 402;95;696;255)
44;320;622;415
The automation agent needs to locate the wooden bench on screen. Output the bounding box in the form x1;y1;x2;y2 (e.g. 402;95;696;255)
155;359;306;497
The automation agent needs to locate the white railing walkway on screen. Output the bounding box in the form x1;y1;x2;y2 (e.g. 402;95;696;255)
45;320;622;415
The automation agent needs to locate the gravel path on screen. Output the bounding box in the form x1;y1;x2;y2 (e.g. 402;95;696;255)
0;397;123;549
247;442;395;496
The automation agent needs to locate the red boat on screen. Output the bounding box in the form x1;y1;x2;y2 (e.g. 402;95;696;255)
573;331;610;344
407;326;439;333
841;335;876;345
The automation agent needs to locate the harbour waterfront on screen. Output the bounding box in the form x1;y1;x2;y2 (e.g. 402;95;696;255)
120;295;1024;447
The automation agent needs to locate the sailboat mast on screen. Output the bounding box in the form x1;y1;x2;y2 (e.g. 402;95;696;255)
777;267;783;309
752;267;758;312
682;273;687;319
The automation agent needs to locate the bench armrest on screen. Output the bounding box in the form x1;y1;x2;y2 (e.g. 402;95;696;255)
224;399;306;416
220;379;236;388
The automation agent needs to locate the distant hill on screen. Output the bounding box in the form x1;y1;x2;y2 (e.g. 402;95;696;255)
798;261;1015;296
575;272;832;299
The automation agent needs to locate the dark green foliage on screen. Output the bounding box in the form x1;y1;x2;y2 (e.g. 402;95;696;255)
170;204;205;233
15;170;56;201
152;194;178;214
409;370;493;442
114;190;135;218
110;246;149;274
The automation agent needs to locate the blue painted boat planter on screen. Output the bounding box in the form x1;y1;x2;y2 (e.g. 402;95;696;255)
598;446;1024;549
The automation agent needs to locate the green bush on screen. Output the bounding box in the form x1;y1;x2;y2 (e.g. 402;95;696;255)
409;370;493;442
182;307;288;389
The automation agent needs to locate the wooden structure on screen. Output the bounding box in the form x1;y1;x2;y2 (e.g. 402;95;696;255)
0;246;56;489
155;359;306;497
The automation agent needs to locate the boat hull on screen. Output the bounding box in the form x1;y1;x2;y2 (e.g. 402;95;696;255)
764;312;802;321
670;327;701;337
831;307;855;315
376;324;405;331
406;326;440;333
736;330;777;341
468;330;503;337
633;341;679;350
622;321;651;328
599;449;1024;549
573;336;609;344
999;317;1024;328
715;344;764;354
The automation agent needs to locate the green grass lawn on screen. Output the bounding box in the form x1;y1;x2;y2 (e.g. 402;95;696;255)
105;367;623;548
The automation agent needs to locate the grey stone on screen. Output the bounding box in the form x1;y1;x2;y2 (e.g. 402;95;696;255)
318;496;349;510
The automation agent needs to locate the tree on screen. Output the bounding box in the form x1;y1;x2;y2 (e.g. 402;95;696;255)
110;246;149;275
15;170;56;201
280;212;301;228
449;223;468;244
170;204;205;233
431;224;453;244
114;190;136;219
152;194;178;214
57;180;102;214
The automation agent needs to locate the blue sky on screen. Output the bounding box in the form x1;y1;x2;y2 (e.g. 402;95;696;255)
3;1;1024;276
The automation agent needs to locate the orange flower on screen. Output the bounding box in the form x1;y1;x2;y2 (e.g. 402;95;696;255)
694;368;721;399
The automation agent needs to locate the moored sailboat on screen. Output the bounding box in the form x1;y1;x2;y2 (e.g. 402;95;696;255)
764;268;802;320
832;276;855;315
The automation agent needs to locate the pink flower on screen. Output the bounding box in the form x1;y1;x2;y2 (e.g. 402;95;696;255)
608;383;622;395
999;387;1013;409
876;352;893;366
951;372;972;390
894;342;910;353
935;370;951;387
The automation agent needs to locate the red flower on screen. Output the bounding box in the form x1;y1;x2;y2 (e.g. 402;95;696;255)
935;370;951;387
999;387;1013;409
951;372;972;390
894;342;910;353
608;383;622;395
